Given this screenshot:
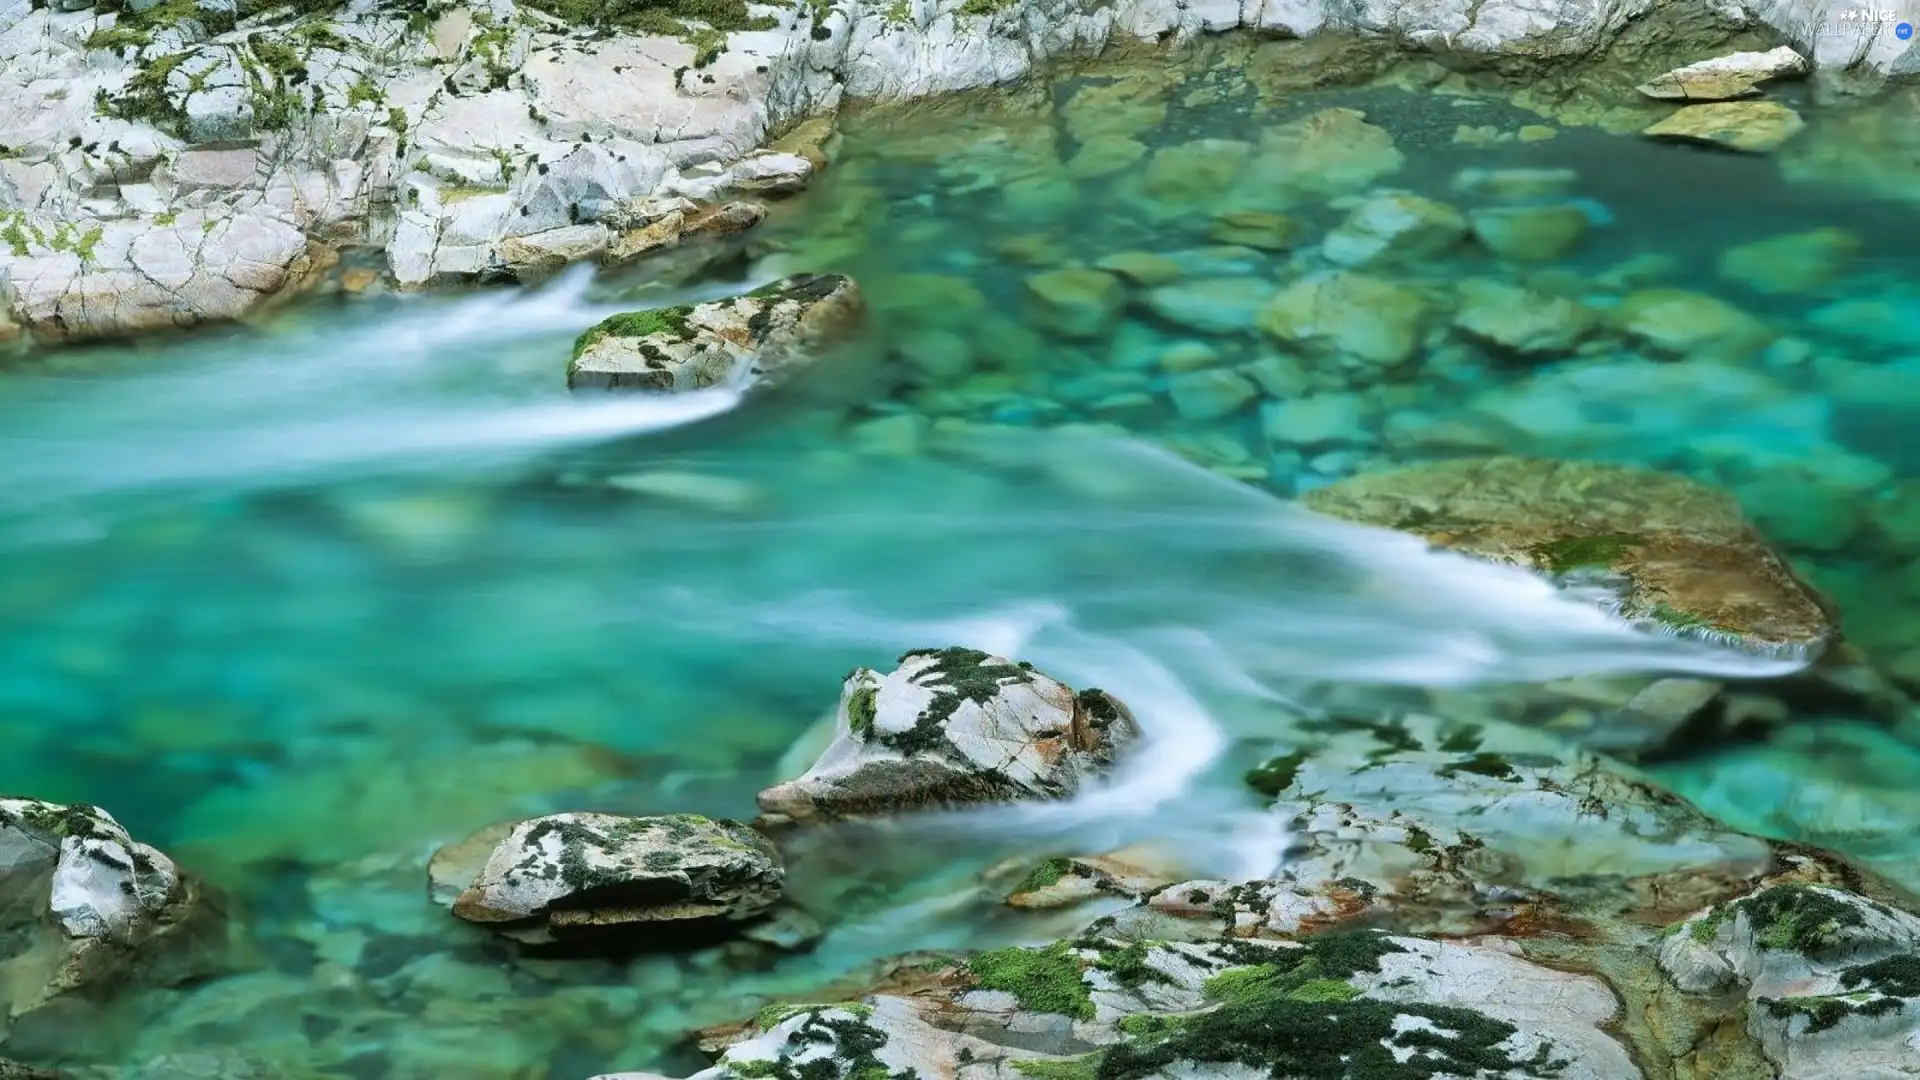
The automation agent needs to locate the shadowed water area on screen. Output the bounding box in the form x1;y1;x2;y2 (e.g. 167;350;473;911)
2;32;1919;1080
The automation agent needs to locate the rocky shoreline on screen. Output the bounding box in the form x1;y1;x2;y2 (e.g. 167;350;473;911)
0;0;1915;343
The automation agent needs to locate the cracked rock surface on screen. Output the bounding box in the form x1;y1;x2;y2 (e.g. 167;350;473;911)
439;812;784;946
755;648;1140;825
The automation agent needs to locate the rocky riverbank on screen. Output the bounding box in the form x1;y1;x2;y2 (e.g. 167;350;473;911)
1;0;1916;342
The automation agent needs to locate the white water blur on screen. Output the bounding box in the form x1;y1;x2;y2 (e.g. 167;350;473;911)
0;266;745;529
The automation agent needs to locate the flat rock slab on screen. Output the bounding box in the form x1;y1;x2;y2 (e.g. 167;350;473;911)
1637;46;1808;101
567;273;864;393
1301;456;1835;658
1643;101;1806;153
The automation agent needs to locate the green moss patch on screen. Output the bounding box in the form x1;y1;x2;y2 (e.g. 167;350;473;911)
1529;533;1643;575
573;305;697;359
1438;752;1519;783
1014;857;1076;896
883;648;1035;756
1244;750;1307;800
1737;885;1877;955
965;941;1095;1021
1010;1056;1103;1080
846;684;878;740
726;1008;915;1080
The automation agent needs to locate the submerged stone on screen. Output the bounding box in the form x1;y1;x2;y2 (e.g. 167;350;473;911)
1468;204;1590;261
755;649;1138;825
1207;210;1300;251
444;812;783;946
0;799;229;1040
1256;271;1433;370
1142;278;1273;335
1025;268;1127;340
1717;228;1862;295
1452;278;1594;355
1300;456;1836;659
1239;107;1405;203
1320;193;1468;268
567;274;865;393
1614;287;1775;360
1636;46;1808;102
1643;101;1806;153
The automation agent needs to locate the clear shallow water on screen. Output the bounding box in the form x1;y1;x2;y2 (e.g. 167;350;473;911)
2;35;1919;1080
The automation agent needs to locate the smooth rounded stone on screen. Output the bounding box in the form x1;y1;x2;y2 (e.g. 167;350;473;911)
445;812;783;946
1453;278;1595;355
1000;845;1189;910
1025;267;1127;340
1140;138;1254;211
1468;204;1590;261
1449;166;1581;200
1643;101;1806;153
1142;278;1274;335
1256;271;1434;370
1260;393;1372;449
1614;288;1775;361
1320;193;1468;267
1636;46;1809;102
568;274;864;393
1206;210;1300;251
0;800;228;1035
1663;884;1920;1080
1094;251;1185;287
756;649;1138;826
896;328;976;379
727;151;815;196
1167;368;1259;420
1065;134;1148;180
1153;341;1224;373
1716;228;1861;294
1300;456;1837;659
1236;107;1405;203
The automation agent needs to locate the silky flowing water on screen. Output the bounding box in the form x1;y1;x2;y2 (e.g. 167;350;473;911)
2;37;1919;1080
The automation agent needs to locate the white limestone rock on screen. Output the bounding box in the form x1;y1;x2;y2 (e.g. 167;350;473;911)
567;272;864;393
446;812;784;945
1637;45;1809;100
756;649;1139;825
1662;884;1920;1080
0;799;222;1033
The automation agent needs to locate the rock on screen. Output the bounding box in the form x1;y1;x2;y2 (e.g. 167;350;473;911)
1614;288;1774;361
1206;210;1299;251
1644;101;1806;153
1637;46;1809;102
1141;278;1273;335
1717;228;1861;295
1002;847;1187;910
492;224;611;280
1320;193;1467;268
1066;134;1149;180
1239;108;1405;203
1663;884;1920;1079
0;799;227;1037
1453;278;1594;355
604;201;767;267
1450;167;1581;200
727;151;814;196
673;932;1639;1080
444;812;783;946
1094;251;1185;287
1141;138;1255;212
1256;271;1433;371
1300;457;1837;659
1167;368;1258;420
1260;393;1371;449
1468;204;1590;261
568;274;864;393
755;649;1138;826
1025;267;1127;340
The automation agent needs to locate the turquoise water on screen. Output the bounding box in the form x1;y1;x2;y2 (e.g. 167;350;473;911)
3;36;1919;1079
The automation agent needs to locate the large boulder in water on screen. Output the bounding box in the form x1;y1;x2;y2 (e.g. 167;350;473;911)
438;812;783;947
1300;456;1834;660
566;274;864;393
0;800;228;1039
756;649;1139;826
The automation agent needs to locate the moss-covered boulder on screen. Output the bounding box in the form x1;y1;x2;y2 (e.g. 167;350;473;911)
756;649;1138;826
567;273;864;393
0;800;231;1041
1300;456;1835;659
1662;884;1920;1079
440;812;783;947
686;931;1638;1080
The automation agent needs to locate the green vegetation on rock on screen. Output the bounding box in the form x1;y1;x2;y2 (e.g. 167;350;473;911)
1529;533;1643;575
1244;750;1307;800
882;648;1035;756
1014;857;1076;895
727;1008;915;1080
964;940;1095;1021
573;306;697;360
846;684;878;740
1010;1056;1103;1080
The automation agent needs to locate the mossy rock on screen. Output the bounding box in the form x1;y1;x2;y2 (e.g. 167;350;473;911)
1301;456;1836;658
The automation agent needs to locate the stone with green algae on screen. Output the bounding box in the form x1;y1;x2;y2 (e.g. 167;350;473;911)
1255;271;1434;370
1643;101;1806;153
1300;456;1836;658
1320;193;1467;268
1717;228;1861;295
1025;268;1127;341
1613;287;1776;361
1452;278;1594;355
1468;204;1590;261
